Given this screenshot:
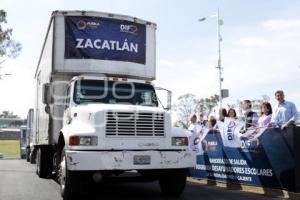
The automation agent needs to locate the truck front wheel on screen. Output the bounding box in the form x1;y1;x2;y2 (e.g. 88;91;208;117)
36;147;52;178
159;168;187;197
59;149;80;200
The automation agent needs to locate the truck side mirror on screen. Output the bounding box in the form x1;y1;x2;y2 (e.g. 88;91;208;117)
44;105;50;114
42;83;52;104
166;90;172;110
155;87;172;111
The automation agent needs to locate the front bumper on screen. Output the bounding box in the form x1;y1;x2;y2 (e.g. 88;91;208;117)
65;150;195;171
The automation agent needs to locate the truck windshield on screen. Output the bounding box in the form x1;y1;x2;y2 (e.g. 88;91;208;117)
73;80;158;107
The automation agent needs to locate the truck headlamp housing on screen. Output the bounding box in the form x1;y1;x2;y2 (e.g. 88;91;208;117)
172;137;188;146
69;136;98;146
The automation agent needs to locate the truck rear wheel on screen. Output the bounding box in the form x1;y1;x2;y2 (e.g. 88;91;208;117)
36;147;52;178
26;147;30;162
159;169;187;197
30;149;36;164
59;149;80;200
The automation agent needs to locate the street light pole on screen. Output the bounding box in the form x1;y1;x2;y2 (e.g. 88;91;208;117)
199;8;224;108
217;8;223;108
0;73;12;80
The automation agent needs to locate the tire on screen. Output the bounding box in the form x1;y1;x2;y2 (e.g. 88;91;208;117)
59;148;80;200
139;170;160;181
30;150;36;164
36;147;52;178
26;148;30;162
159;168;187;197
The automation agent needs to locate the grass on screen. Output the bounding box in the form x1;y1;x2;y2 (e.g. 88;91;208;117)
0;140;20;159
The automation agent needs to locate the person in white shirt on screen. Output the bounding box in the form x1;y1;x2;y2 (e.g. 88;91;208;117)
188;114;202;136
188;114;205;154
208;115;218;130
270;90;298;130
218;108;228;122
198;112;208;127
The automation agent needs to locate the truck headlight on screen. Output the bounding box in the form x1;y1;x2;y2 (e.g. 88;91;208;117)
69;136;98;146
172;137;188;146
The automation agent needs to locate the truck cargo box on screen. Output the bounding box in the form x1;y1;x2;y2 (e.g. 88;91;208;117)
35;10;156;80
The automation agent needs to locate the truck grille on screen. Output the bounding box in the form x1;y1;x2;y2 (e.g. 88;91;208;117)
105;111;165;137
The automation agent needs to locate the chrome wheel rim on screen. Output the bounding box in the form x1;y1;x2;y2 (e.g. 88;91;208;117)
59;153;66;193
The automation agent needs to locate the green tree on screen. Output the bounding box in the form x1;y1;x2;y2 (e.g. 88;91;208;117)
0;9;22;61
173;94;199;128
173;93;219;128
199;94;219;116
0;111;18;118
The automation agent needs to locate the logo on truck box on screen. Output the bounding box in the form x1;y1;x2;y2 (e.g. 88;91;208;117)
76;20;100;30
120;24;138;34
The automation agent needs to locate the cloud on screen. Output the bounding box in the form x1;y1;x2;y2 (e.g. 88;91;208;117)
220;18;300;111
236;37;269;47
261;19;300;30
157;17;300;111
157;59;175;67
156;59;220;102
0;59;35;118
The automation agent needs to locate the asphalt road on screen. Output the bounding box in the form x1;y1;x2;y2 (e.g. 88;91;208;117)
0;160;282;200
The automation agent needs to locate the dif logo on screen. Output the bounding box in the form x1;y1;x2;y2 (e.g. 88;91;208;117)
120;24;138;34
227;121;236;141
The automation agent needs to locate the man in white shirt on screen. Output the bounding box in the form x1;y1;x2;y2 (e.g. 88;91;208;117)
188;114;202;135
270;90;298;130
188;114;206;155
198;112;208;127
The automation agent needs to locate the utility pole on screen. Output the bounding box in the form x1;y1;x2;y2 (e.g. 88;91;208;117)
199;8;224;108
217;8;223;107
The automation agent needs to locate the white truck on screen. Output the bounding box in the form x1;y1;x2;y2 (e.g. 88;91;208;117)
33;10;195;200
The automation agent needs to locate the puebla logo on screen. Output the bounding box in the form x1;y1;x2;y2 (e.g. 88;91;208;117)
76;20;100;30
208;141;218;152
77;20;87;30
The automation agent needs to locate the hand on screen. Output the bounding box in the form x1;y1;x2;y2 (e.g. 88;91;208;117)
268;123;275;128
281;123;289;130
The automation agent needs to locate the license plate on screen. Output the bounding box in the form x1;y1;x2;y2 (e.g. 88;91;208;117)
133;155;151;165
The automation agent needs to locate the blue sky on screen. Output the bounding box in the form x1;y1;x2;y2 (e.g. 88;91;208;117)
1;0;300;117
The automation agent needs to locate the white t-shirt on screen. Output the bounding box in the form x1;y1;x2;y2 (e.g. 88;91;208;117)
188;123;202;136
219;118;243;148
188;125;209;155
188;123;205;155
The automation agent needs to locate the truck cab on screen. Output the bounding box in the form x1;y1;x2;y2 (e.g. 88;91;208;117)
57;75;193;165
